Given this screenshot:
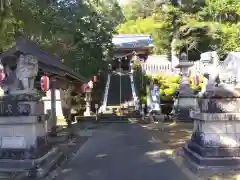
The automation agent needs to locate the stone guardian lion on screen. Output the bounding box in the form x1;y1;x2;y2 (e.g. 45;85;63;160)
16;54;38;91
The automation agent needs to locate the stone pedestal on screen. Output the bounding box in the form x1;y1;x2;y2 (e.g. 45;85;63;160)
0;94;47;159
175;95;198;121
185;87;240;168
84;101;91;116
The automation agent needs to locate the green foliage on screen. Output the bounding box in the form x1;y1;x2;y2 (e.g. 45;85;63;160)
121;0;155;20
138;73;203;104
116;12;172;55
140;95;147;105
156;75;180;101
118;0;240;58
0;0;123;79
141;74;204;102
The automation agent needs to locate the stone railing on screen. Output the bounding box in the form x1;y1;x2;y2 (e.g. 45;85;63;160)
130;73;139;111
99;74;111;113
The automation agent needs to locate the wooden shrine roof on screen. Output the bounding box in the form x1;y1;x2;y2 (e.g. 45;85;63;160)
0;37;87;83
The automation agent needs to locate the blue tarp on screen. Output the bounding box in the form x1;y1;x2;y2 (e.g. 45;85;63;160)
112;34;154;49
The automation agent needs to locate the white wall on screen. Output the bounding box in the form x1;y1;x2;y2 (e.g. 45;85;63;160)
141;57;202;76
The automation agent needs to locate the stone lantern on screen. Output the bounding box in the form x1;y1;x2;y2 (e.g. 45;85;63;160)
173;51;195;121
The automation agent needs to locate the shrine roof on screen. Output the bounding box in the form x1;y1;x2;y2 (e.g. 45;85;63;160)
0;37;87;83
112;34;154;50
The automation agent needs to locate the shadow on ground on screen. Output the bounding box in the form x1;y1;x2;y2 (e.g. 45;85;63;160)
141;122;240;180
141;122;193;151
42;121;240;180
53;122;191;180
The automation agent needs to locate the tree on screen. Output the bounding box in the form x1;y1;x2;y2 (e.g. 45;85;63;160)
0;0;123;78
116;11;172;54
118;0;240;60
121;0;156;20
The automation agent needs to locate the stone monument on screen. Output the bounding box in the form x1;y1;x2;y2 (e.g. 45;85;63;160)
185;52;240;169
0;53;47;161
174;52;195;121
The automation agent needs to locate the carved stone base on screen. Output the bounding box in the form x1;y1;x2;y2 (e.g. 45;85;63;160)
176;97;197;121
185;111;240;168
184;85;240;169
187;140;240;158
10;89;37;95
0;146;61;176
184;144;240;167
0;116;47;152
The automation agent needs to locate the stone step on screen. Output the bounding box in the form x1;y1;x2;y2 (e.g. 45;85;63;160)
98;117;131;123
99;112;140;118
75;115;140;123
0;172;17;179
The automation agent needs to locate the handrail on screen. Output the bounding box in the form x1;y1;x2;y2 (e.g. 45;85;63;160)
99;74;111;113
130;73;139;111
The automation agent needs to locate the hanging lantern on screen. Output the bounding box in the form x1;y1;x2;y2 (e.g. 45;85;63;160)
93;76;97;82
0;69;5;82
40;74;50;92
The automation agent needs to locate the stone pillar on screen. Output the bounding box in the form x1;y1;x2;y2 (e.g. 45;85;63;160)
50;77;57;135
42;89;65;125
184;85;240;168
60;88;72;127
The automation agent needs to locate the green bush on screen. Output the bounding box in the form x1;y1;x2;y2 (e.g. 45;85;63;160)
153;75;180;101
164;88;176;96
138;73;204;115
139;73;204;105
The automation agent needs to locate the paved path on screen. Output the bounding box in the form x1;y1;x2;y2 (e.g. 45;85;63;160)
56;123;190;180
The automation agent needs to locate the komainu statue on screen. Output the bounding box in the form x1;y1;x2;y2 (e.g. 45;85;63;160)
199;51;221;95
15;54;38;92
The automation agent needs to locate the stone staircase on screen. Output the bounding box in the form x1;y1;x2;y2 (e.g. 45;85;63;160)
107;73;132;106
98;72;140;122
0;172;20;179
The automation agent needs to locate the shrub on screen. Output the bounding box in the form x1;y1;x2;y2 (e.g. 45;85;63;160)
139;73;204;107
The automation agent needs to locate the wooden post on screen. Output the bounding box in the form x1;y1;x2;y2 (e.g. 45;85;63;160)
50;77;57;136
